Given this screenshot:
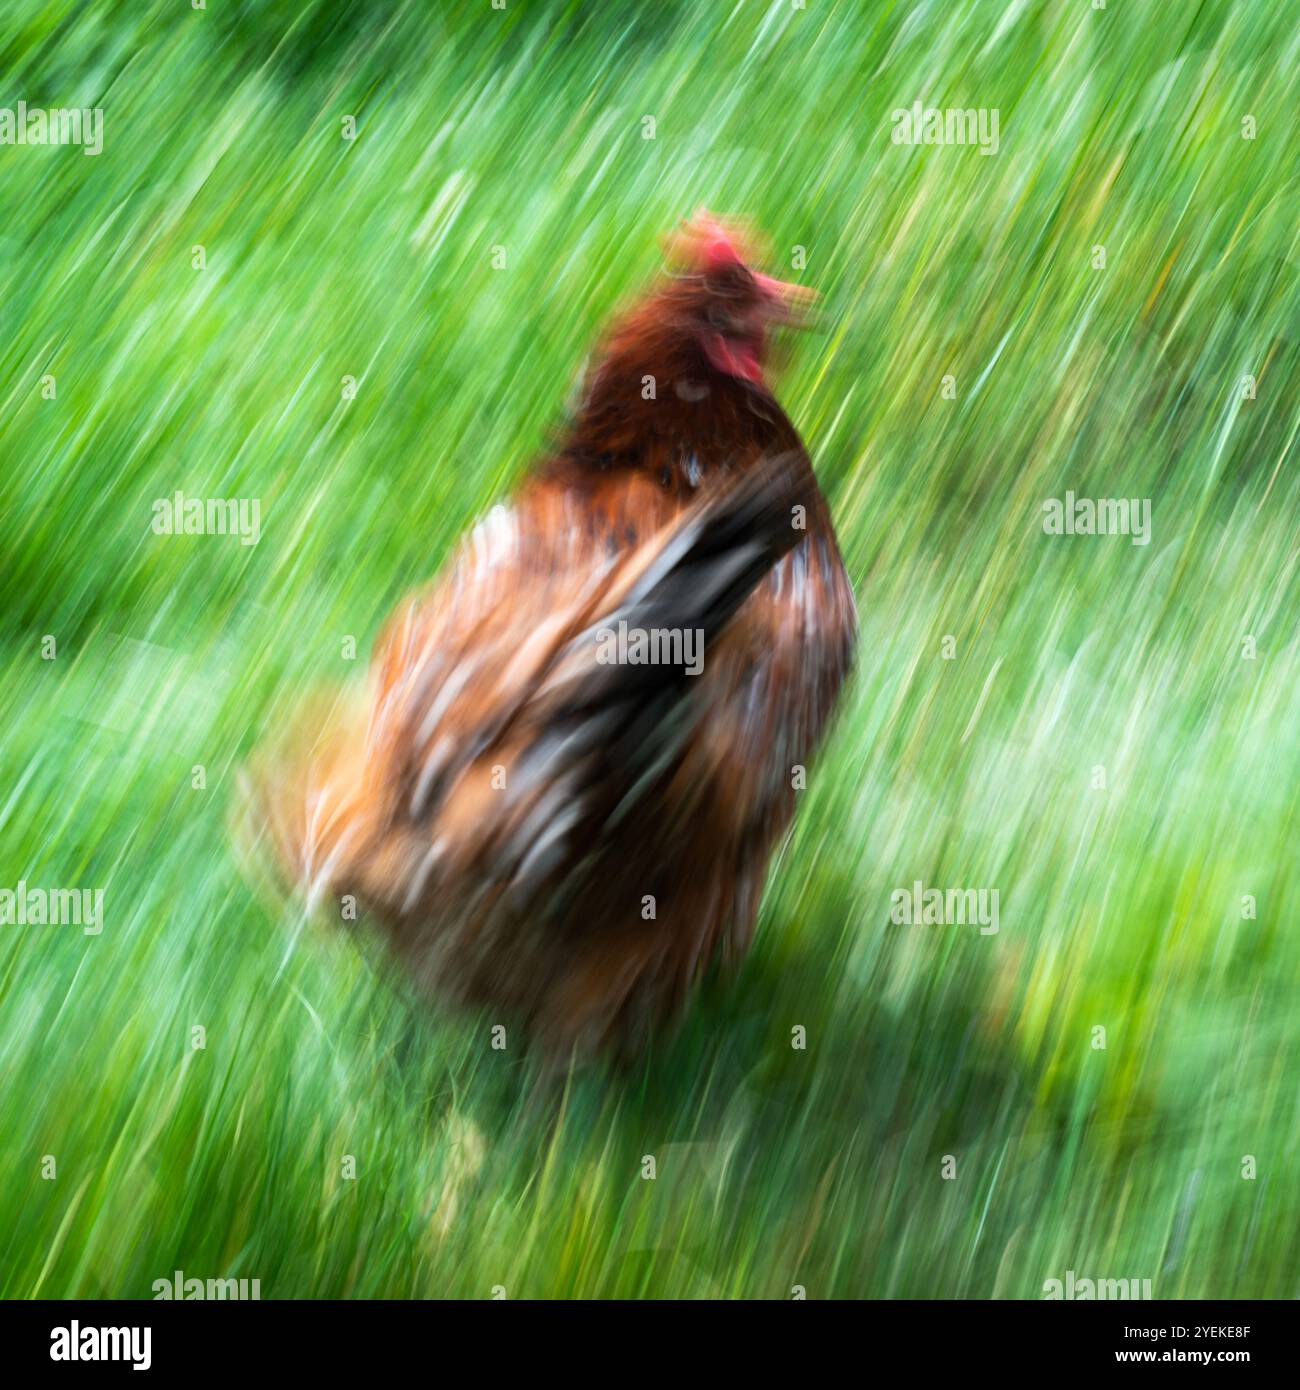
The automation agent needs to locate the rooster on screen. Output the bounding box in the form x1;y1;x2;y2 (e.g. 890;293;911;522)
252;214;857;1060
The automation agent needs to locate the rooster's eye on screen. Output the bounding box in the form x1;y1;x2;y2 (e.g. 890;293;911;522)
706;304;745;333
703;260;754;297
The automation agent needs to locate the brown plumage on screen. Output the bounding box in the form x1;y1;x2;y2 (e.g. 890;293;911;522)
251;213;857;1061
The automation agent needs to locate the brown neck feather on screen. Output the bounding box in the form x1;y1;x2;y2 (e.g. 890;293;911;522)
547;285;804;496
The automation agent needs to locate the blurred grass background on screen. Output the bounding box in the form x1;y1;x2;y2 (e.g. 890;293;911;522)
0;0;1297;1298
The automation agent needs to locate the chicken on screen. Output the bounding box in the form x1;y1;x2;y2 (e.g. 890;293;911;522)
251;213;857;1061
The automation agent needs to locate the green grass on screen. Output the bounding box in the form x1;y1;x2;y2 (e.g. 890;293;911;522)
1;0;1297;1298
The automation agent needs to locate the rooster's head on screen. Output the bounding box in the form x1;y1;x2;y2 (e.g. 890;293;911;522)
662;210;816;387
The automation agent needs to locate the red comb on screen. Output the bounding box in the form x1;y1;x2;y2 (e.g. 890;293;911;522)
666;210;758;272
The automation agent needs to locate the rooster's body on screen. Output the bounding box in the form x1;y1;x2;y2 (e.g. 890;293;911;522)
257;216;856;1059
